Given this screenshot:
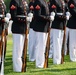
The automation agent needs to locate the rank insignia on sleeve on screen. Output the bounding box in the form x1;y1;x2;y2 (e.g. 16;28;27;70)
10;5;16;10
35;5;40;10
70;4;74;8
51;5;56;9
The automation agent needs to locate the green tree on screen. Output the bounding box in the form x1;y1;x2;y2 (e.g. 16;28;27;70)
4;0;11;12
4;0;49;12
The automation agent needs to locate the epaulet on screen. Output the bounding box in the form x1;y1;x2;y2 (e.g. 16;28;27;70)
70;3;74;8
30;5;34;10
10;5;16;10
35;5;40;10
51;4;56;9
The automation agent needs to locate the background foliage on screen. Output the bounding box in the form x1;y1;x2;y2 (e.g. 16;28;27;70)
4;0;49;12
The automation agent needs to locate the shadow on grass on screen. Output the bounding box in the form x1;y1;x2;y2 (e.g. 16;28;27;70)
4;54;13;74
4;51;74;75
4;55;35;74
30;67;76;73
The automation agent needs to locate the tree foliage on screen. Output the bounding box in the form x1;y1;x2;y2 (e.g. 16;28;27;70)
4;0;49;12
4;0;11;12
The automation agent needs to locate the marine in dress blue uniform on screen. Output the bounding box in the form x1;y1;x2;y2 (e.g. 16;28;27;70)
10;0;28;72
67;0;76;62
28;0;36;62
0;0;10;75
49;0;67;64
33;0;50;68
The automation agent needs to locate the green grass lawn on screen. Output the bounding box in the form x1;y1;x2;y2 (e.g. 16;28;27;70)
4;34;76;75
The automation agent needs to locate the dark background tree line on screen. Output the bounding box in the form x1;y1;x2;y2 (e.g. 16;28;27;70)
4;0;49;12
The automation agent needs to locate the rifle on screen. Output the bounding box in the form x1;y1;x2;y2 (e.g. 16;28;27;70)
44;11;55;68
67;33;69;55
21;6;33;72
21;14;32;72
4;12;11;59
61;20;68;64
61;11;70;64
4;28;8;59
0;23;6;75
21;18;28;72
44;20;53;68
61;25;66;64
44;26;50;68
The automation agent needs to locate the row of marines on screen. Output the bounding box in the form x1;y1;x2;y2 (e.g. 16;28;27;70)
0;0;76;74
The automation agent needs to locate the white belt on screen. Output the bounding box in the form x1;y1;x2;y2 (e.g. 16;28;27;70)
16;15;26;18
56;13;63;15
0;15;5;17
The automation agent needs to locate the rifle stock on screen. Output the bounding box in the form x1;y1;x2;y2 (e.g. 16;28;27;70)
0;37;3;72
61;25;66;64
0;24;6;74
44;27;50;68
21;2;30;71
44;19;53;68
22;21;29;72
4;29;8;59
67;34;69;55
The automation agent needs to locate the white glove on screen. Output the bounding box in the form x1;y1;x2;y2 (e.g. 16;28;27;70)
28;12;33;18
26;17;32;22
5;13;11;23
27;12;33;22
5;17;10;23
66;12;70;20
50;12;55;21
6;13;11;19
